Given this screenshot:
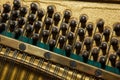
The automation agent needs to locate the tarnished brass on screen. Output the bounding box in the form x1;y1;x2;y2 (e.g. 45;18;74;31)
0;35;119;80
0;0;120;80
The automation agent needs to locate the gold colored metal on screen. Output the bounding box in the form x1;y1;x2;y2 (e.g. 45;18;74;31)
0;35;120;80
0;0;120;80
0;52;63;80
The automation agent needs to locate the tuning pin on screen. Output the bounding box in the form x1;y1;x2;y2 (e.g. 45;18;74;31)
80;15;87;28
26;24;33;33
45;17;52;30
18;17;25;27
32;33;39;45
30;3;38;14
59;36;66;48
51;27;58;34
65;45;72;57
20;7;27;17
0;23;6;32
78;28;85;41
100;42;107;50
28;14;35;24
116;61;120;70
3;4;11;13
80;15;87;23
86;23;93;36
42;30;49;37
70;20;77;28
103;28;110;42
110;38;118;51
13;0;21;10
11;10;19;20
109;54;117;61
48;39;56;51
94;33;101;46
75;42;82;55
53;12;60;25
1;13;9;22
45;18;52;25
78;28;85;36
42;30;49;43
99;56;106;68
114;23;120;36
14;28;23;38
116;49;120;57
26;24;33;37
84;38;91;45
70;20;77;32
109;54;117;67
64;10;71;23
84;38;91;51
51;27;58;39
34;21;42;33
82;50;89;62
37;9;44;21
67;32;74;45
103;28;110;36
32;33;39;40
60;23;68;35
97;19;104;33
100;42;107;55
9;20;17;32
92;48;99;61
94;33;101;41
47;5;55;18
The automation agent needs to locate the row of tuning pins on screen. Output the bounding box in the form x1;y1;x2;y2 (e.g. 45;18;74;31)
14;2;41;40
40;7;75;52
0;0;23;32
7;2;60;48
0;1;42;41
42;5;55;44
82;20;120;68
59;13;91;57
82;46;120;68
0;1;11;32
60;12;93;57
76;19;118;54
24;5;62;51
108;23;120;69
23;3;43;43
0;0;25;35
69;16;89;57
97;22;120;68
75;19;104;55
58;10;77;57
63;16;112;61
24;4;64;46
43;5;66;51
0;0;91;56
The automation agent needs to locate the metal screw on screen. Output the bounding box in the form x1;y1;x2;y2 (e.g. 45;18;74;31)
95;69;102;77
44;52;51;60
70;61;77;68
19;43;26;51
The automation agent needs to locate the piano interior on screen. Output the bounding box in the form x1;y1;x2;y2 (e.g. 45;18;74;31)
0;0;120;80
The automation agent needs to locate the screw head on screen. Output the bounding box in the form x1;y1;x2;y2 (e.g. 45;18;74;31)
44;52;51;60
19;43;26;51
95;69;102;77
